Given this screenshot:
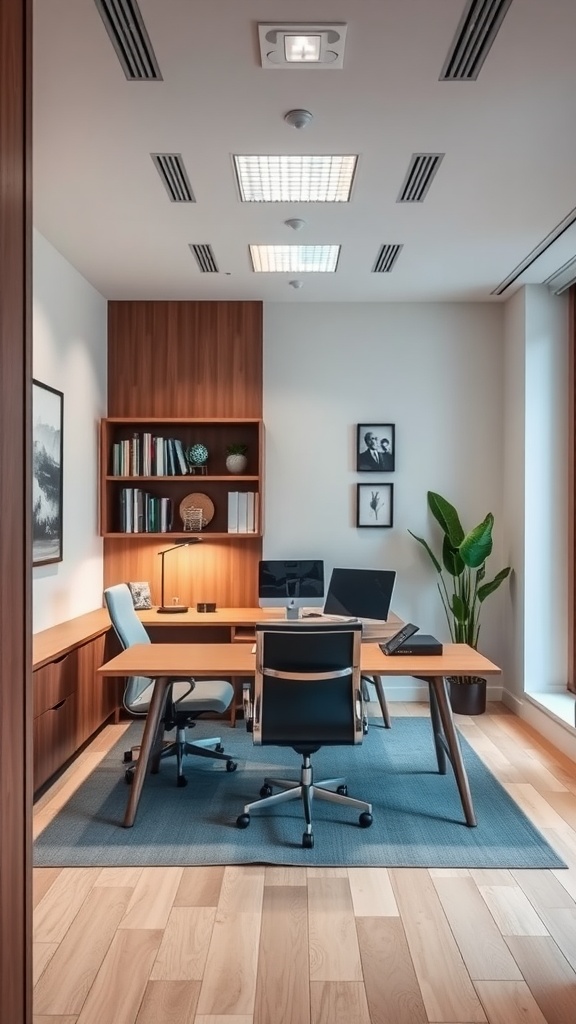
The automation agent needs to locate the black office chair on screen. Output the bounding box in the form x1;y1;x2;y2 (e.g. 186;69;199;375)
104;584;237;786
236;620;373;848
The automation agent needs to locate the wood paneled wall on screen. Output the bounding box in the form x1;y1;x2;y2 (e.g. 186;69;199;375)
0;0;32;1021
105;302;263;606
108;301;263;417
565;288;569;696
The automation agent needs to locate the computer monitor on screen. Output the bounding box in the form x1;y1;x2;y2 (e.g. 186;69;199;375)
258;559;325;619
323;567;396;621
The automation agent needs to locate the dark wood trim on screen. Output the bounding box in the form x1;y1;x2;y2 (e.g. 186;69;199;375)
565;284;569;692
0;0;32;1021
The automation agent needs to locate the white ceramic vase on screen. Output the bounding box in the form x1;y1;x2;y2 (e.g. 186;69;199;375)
225;453;248;474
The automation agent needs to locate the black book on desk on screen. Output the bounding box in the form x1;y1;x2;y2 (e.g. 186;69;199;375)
388;634;443;656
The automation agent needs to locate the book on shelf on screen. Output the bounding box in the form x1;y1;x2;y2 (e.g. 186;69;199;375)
237;492;248;533
228;491;239;533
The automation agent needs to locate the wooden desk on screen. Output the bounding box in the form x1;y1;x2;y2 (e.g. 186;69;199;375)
99;641;500;829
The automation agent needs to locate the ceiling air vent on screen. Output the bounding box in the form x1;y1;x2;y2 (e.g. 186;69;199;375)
190;245;219;273
151;154;195;203
493;205;576;295
373;244;403;273
94;0;162;80
440;0;513;81
397;154;444;203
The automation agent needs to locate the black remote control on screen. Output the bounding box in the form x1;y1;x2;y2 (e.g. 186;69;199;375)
380;623;420;655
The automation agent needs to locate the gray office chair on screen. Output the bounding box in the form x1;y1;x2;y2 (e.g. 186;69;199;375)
236;620;373;848
104;583;237;786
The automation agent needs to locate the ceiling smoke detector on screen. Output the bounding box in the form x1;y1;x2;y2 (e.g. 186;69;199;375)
289;280;304;289
285;218;306;231
258;23;347;69
284;109;313;130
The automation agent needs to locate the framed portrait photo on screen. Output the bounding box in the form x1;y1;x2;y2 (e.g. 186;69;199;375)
33;379;63;566
357;482;394;529
356;423;395;472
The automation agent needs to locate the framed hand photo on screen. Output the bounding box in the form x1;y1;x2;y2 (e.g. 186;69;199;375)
357;482;394;528
356;423;395;472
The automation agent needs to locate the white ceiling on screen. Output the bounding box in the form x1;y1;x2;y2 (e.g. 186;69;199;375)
33;0;576;303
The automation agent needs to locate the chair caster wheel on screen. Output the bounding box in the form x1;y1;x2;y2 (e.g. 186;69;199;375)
177;776;188;787
359;812;373;828
337;785;348;796
260;784;273;797
123;750;133;763
237;814;250;829
215;743;224;753
302;832;314;849
226;760;237;772
125;770;134;785
363;720;369;735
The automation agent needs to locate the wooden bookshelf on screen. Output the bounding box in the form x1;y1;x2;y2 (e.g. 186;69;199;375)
100;417;264;539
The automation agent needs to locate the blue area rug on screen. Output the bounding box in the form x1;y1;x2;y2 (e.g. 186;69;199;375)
34;718;566;868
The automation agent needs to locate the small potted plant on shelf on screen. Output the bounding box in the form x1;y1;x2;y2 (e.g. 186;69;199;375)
225;443;248;474
408;491;511;715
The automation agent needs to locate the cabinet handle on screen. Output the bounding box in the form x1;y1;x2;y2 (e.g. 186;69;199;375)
53;653;70;665
50;699;66;712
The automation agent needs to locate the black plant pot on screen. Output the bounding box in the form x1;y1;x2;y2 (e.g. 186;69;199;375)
448;676;486;716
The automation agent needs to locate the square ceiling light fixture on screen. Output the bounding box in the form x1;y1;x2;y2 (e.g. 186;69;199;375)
258;23;347;69
234;155;357;203
250;245;340;273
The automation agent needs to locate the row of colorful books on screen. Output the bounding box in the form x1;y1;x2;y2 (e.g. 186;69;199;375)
227;491;259;533
119;488;173;533
112;434;189;477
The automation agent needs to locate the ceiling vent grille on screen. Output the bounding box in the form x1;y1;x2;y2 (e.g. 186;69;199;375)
190;244;219;273
493;206;576;295
373;244;403;273
151;154;195;202
544;256;576;296
397;154;444;203
94;0;162;80
440;0;513;81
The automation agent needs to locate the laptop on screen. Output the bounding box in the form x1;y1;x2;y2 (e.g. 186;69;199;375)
320;567;397;622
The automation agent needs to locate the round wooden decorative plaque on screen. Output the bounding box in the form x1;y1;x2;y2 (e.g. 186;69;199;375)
179;492;215;529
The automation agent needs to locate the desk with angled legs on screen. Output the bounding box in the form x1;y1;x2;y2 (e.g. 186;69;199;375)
98;641;500;828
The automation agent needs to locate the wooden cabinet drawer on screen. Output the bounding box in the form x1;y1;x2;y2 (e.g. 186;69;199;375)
33;651;78;718
76;633;118;741
33;691;78;791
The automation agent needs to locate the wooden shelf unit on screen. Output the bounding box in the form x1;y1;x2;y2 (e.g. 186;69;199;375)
100;417;264;539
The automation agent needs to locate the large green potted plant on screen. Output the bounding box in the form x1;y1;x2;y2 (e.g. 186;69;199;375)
408;491;510;714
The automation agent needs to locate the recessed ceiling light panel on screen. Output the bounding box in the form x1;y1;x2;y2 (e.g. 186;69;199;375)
258;23;347;69
250;245;340;273
234;155;357;203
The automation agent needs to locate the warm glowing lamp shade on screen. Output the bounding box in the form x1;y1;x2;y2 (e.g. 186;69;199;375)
157;540;200;613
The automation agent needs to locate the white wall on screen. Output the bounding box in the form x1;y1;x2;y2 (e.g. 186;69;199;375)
33;229;107;632
264;302;508;693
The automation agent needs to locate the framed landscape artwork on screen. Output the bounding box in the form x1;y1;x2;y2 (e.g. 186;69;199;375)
356;423;395;472
357;482;394;528
33;379;63;566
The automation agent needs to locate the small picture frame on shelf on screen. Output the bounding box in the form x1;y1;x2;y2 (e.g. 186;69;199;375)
357;483;394;528
356;424;395;472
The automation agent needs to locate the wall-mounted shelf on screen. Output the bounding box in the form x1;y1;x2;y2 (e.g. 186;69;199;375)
100;417;264;539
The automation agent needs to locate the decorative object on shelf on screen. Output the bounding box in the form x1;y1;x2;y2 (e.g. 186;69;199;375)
356;483;393;528
33;379;64;566
179;492;215;530
225;444;248;474
357;423;395;472
408;491;511;715
181;507;204;533
157;540;201;613
186;443;209;475
126;581;152;609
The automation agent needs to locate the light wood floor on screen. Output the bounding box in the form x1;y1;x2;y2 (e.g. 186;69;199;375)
32;702;576;1024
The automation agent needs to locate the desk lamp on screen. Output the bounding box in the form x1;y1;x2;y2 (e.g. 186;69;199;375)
157;539;200;613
